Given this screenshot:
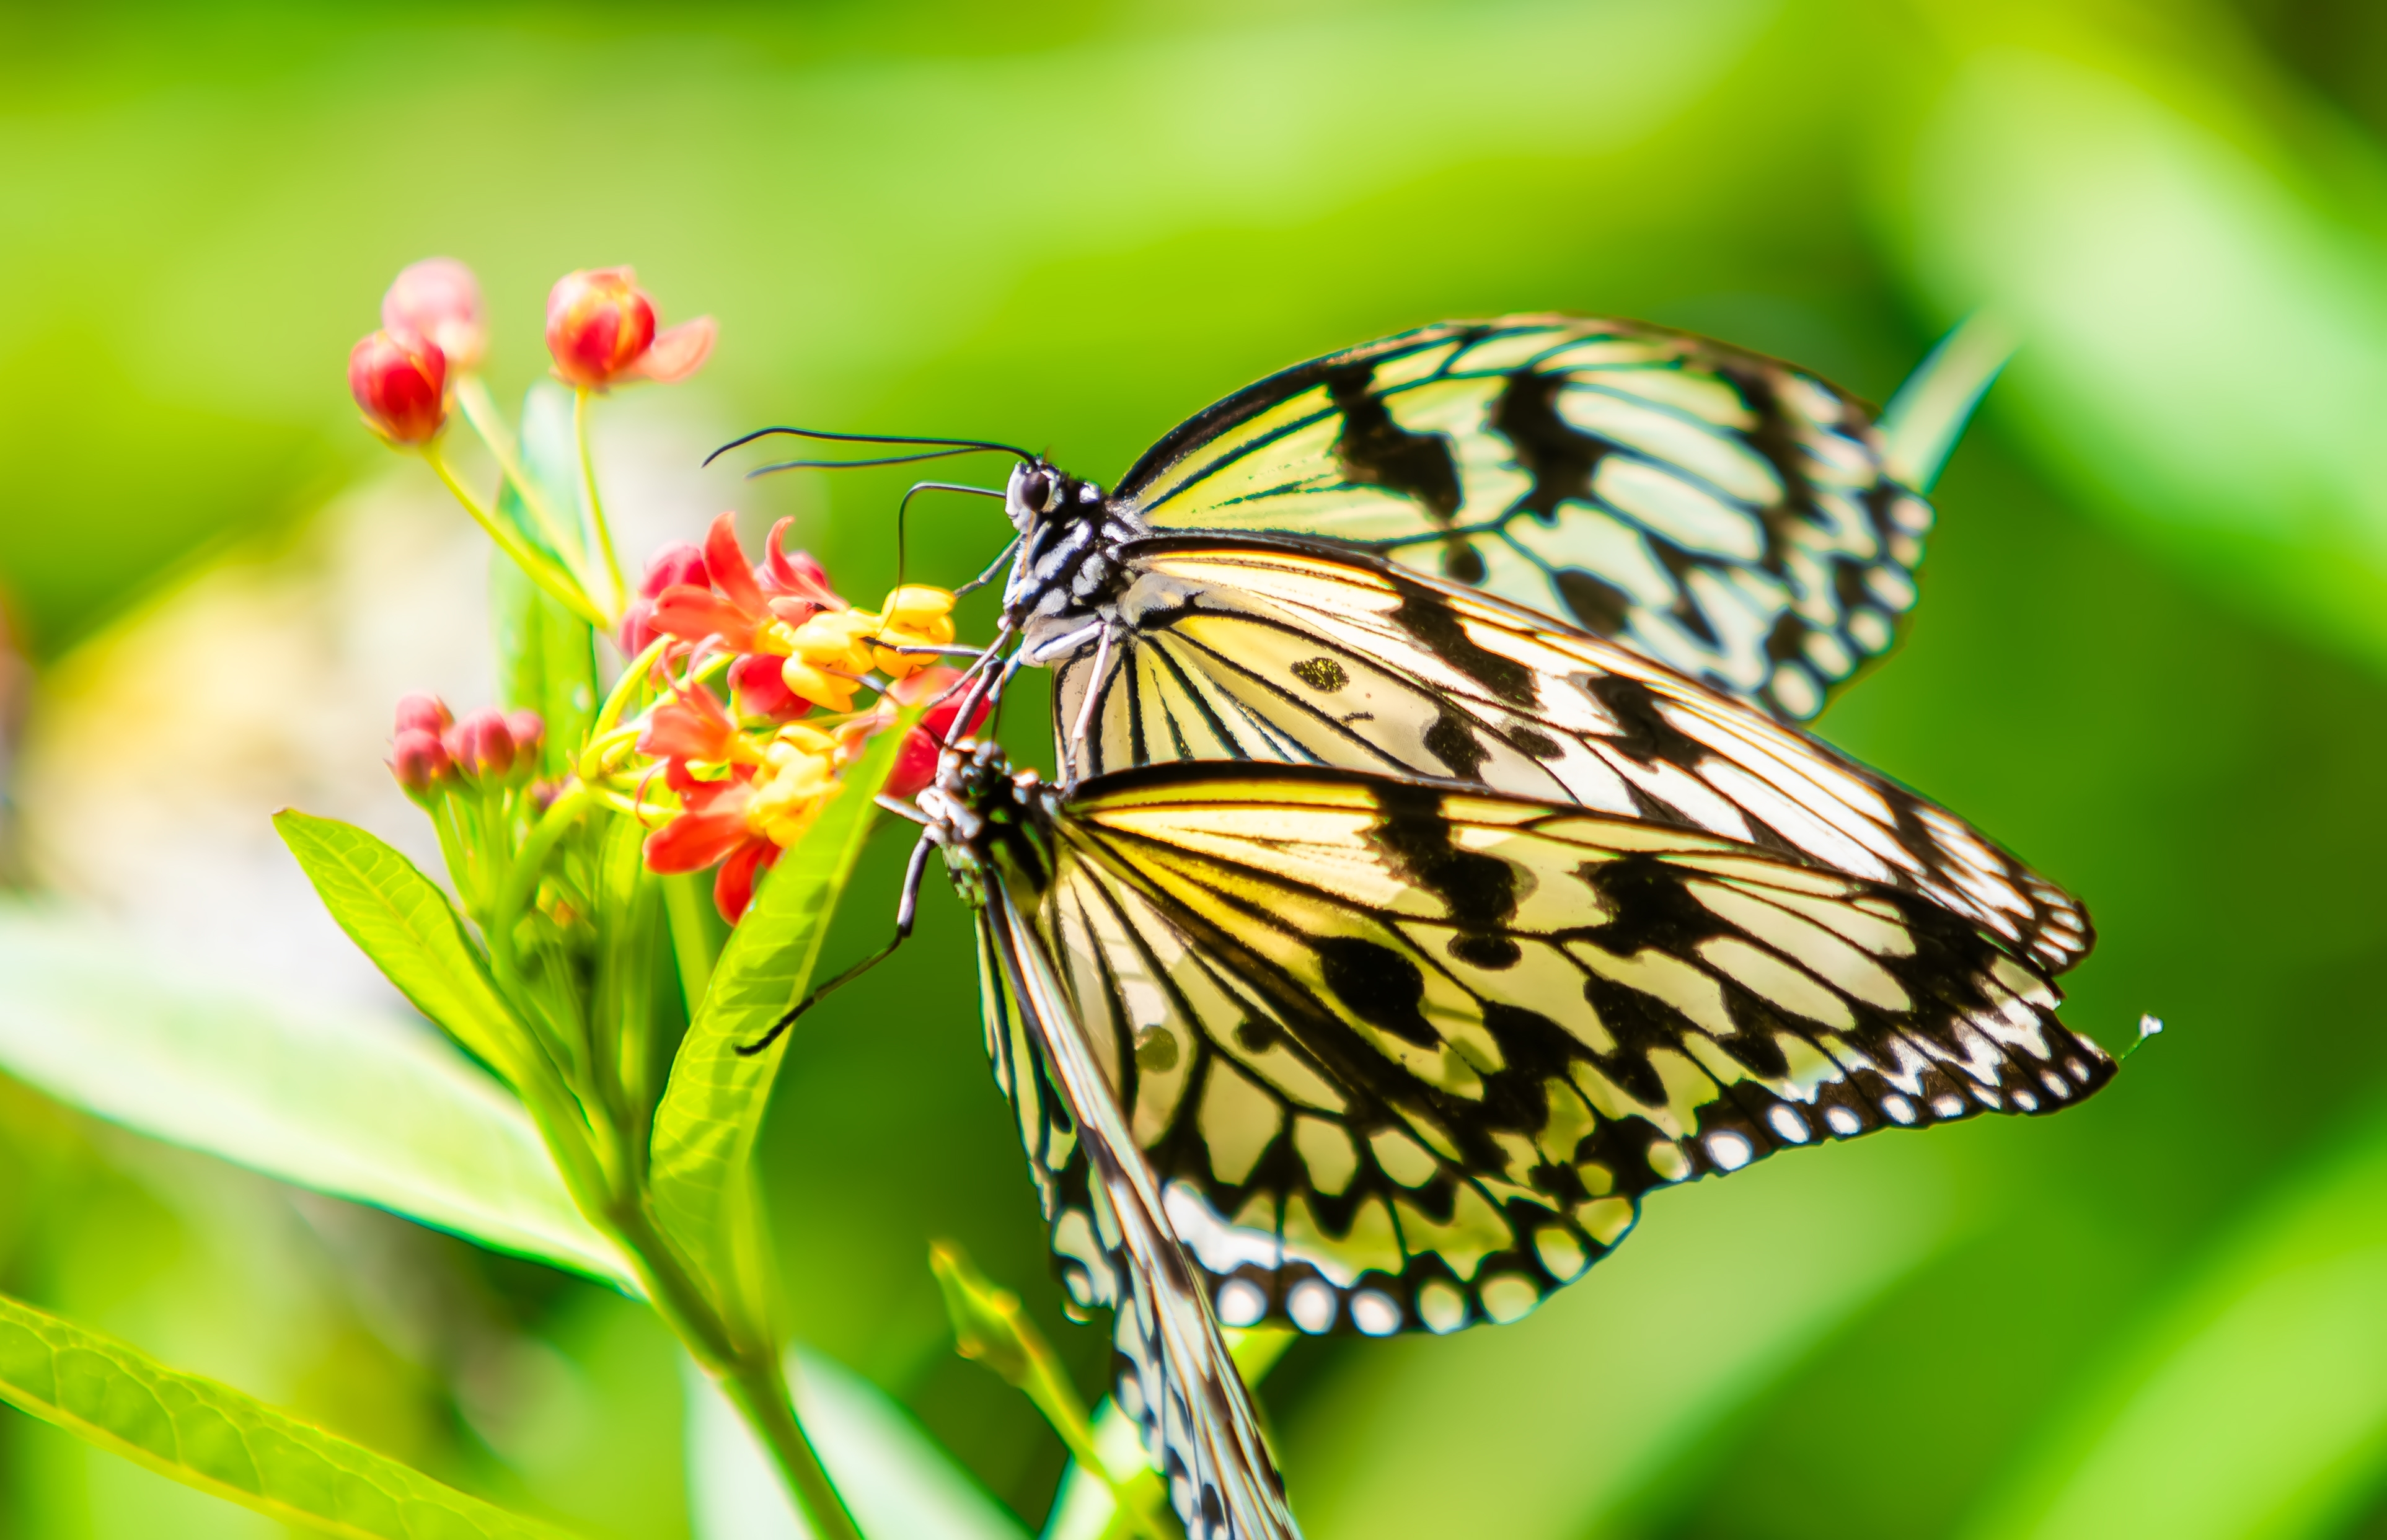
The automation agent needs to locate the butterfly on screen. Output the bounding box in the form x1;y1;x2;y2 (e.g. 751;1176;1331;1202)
906;741;2112;1540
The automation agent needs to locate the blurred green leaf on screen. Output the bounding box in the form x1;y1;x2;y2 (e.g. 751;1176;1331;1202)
0;1287;581;1539
1898;45;2387;674
0;903;629;1288
684;1347;1028;1540
1961;1108;2387;1540
649;715;917;1329
275;809;531;1088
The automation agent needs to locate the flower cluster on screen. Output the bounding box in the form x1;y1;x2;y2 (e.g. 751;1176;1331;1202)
622;516;980;920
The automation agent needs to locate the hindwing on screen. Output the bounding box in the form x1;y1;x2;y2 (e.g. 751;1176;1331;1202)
974;886;1296;1540
1028;763;2112;1340
1052;536;2088;975
1114;317;1923;719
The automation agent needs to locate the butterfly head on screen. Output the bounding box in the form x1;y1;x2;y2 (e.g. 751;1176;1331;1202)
1004;459;1105;536
917;736;1056;902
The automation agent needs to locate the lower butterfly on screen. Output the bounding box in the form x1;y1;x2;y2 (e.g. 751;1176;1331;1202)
902;740;2114;1540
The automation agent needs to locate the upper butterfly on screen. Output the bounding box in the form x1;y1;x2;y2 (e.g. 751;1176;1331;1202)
971;315;1924;723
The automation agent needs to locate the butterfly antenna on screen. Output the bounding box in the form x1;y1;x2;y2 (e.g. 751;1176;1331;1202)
735;833;937;1056
706;425;1037;469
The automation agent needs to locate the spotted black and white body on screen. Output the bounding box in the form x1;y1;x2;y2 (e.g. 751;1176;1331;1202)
913;739;2116;1540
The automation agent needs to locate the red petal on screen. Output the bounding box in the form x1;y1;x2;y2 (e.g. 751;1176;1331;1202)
635;316;716;384
643;806;751;873
713;838;780;922
703;511;767;614
651;586;758;651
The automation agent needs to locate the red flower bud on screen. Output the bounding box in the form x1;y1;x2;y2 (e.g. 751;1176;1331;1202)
444;708;516;779
394;693;453;736
640;541;710;599
350;329;447;444
381;258;486;372
505;711;545;761
729;652;805;719
544;266;714;389
389;729;454;803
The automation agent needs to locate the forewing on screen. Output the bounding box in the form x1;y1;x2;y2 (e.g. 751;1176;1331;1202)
1054;537;2089;975
1114;317;1926;719
974;890;1297;1540
1041;765;2114;1339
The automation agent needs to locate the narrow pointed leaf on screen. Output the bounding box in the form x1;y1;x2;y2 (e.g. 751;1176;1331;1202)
0;904;628;1287
274;809;531;1088
0;1288;581;1539
649;715;916;1319
1877;311;2018;492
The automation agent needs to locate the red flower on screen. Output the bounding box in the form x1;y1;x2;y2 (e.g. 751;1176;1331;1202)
546;266;715;389
618;541;713;656
648;513;839;654
388;729;453;803
637;683;747;765
640;723;843;922
350;329;446;444
382;258;486;372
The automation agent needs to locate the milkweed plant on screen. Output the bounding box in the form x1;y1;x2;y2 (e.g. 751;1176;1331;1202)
0;258;1191;1540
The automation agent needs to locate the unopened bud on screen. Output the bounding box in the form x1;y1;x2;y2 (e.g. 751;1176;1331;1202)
505;711;545;762
389;729;454;803
381;258;487;372
444;708;516;779
394;693;453;736
349;329;447;444
545;266;713;389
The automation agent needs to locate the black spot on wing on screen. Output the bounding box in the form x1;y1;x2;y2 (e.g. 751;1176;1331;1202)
1489;369;1615;523
1646;537;1720;647
1715;364;1807;570
1328;364;1462;522
1423;709;1490;779
1577;674;1709;765
1291;656;1349;692
1370;782;1519;931
1555;568;1633;637
1386;576;1538;708
1317;936;1438;1047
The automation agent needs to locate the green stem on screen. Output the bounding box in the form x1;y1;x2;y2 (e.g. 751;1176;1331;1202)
573;387;630;619
662;871;723;1019
720;1354;865;1540
452;374;590;571
423;443;611;630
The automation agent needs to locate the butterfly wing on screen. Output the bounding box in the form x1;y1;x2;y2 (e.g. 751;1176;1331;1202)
973;878;1298;1540
1113;317;1926;720
1052;535;2089;975
1034;762;2113;1338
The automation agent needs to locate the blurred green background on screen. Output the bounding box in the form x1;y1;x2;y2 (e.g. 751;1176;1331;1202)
7;1;2387;1536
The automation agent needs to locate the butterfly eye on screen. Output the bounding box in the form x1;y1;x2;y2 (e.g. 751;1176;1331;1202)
1015;468;1054;514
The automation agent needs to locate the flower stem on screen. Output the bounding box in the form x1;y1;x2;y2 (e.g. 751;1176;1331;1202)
423;444;611;630
452;374;591;573
573;387;630;620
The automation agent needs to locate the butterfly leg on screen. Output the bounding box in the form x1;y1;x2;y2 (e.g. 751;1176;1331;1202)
733;830;939;1056
1064;622;1116;788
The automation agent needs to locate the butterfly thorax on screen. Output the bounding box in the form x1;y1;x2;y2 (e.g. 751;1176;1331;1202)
1000;459;1148;650
920;738;1059;907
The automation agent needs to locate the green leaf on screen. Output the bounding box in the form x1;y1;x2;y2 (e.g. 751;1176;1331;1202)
274;809;532;1090
0;1287;580;1539
648;715;917;1327
1960;1111;2387;1540
0;902;629;1288
684;1347;1028;1540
